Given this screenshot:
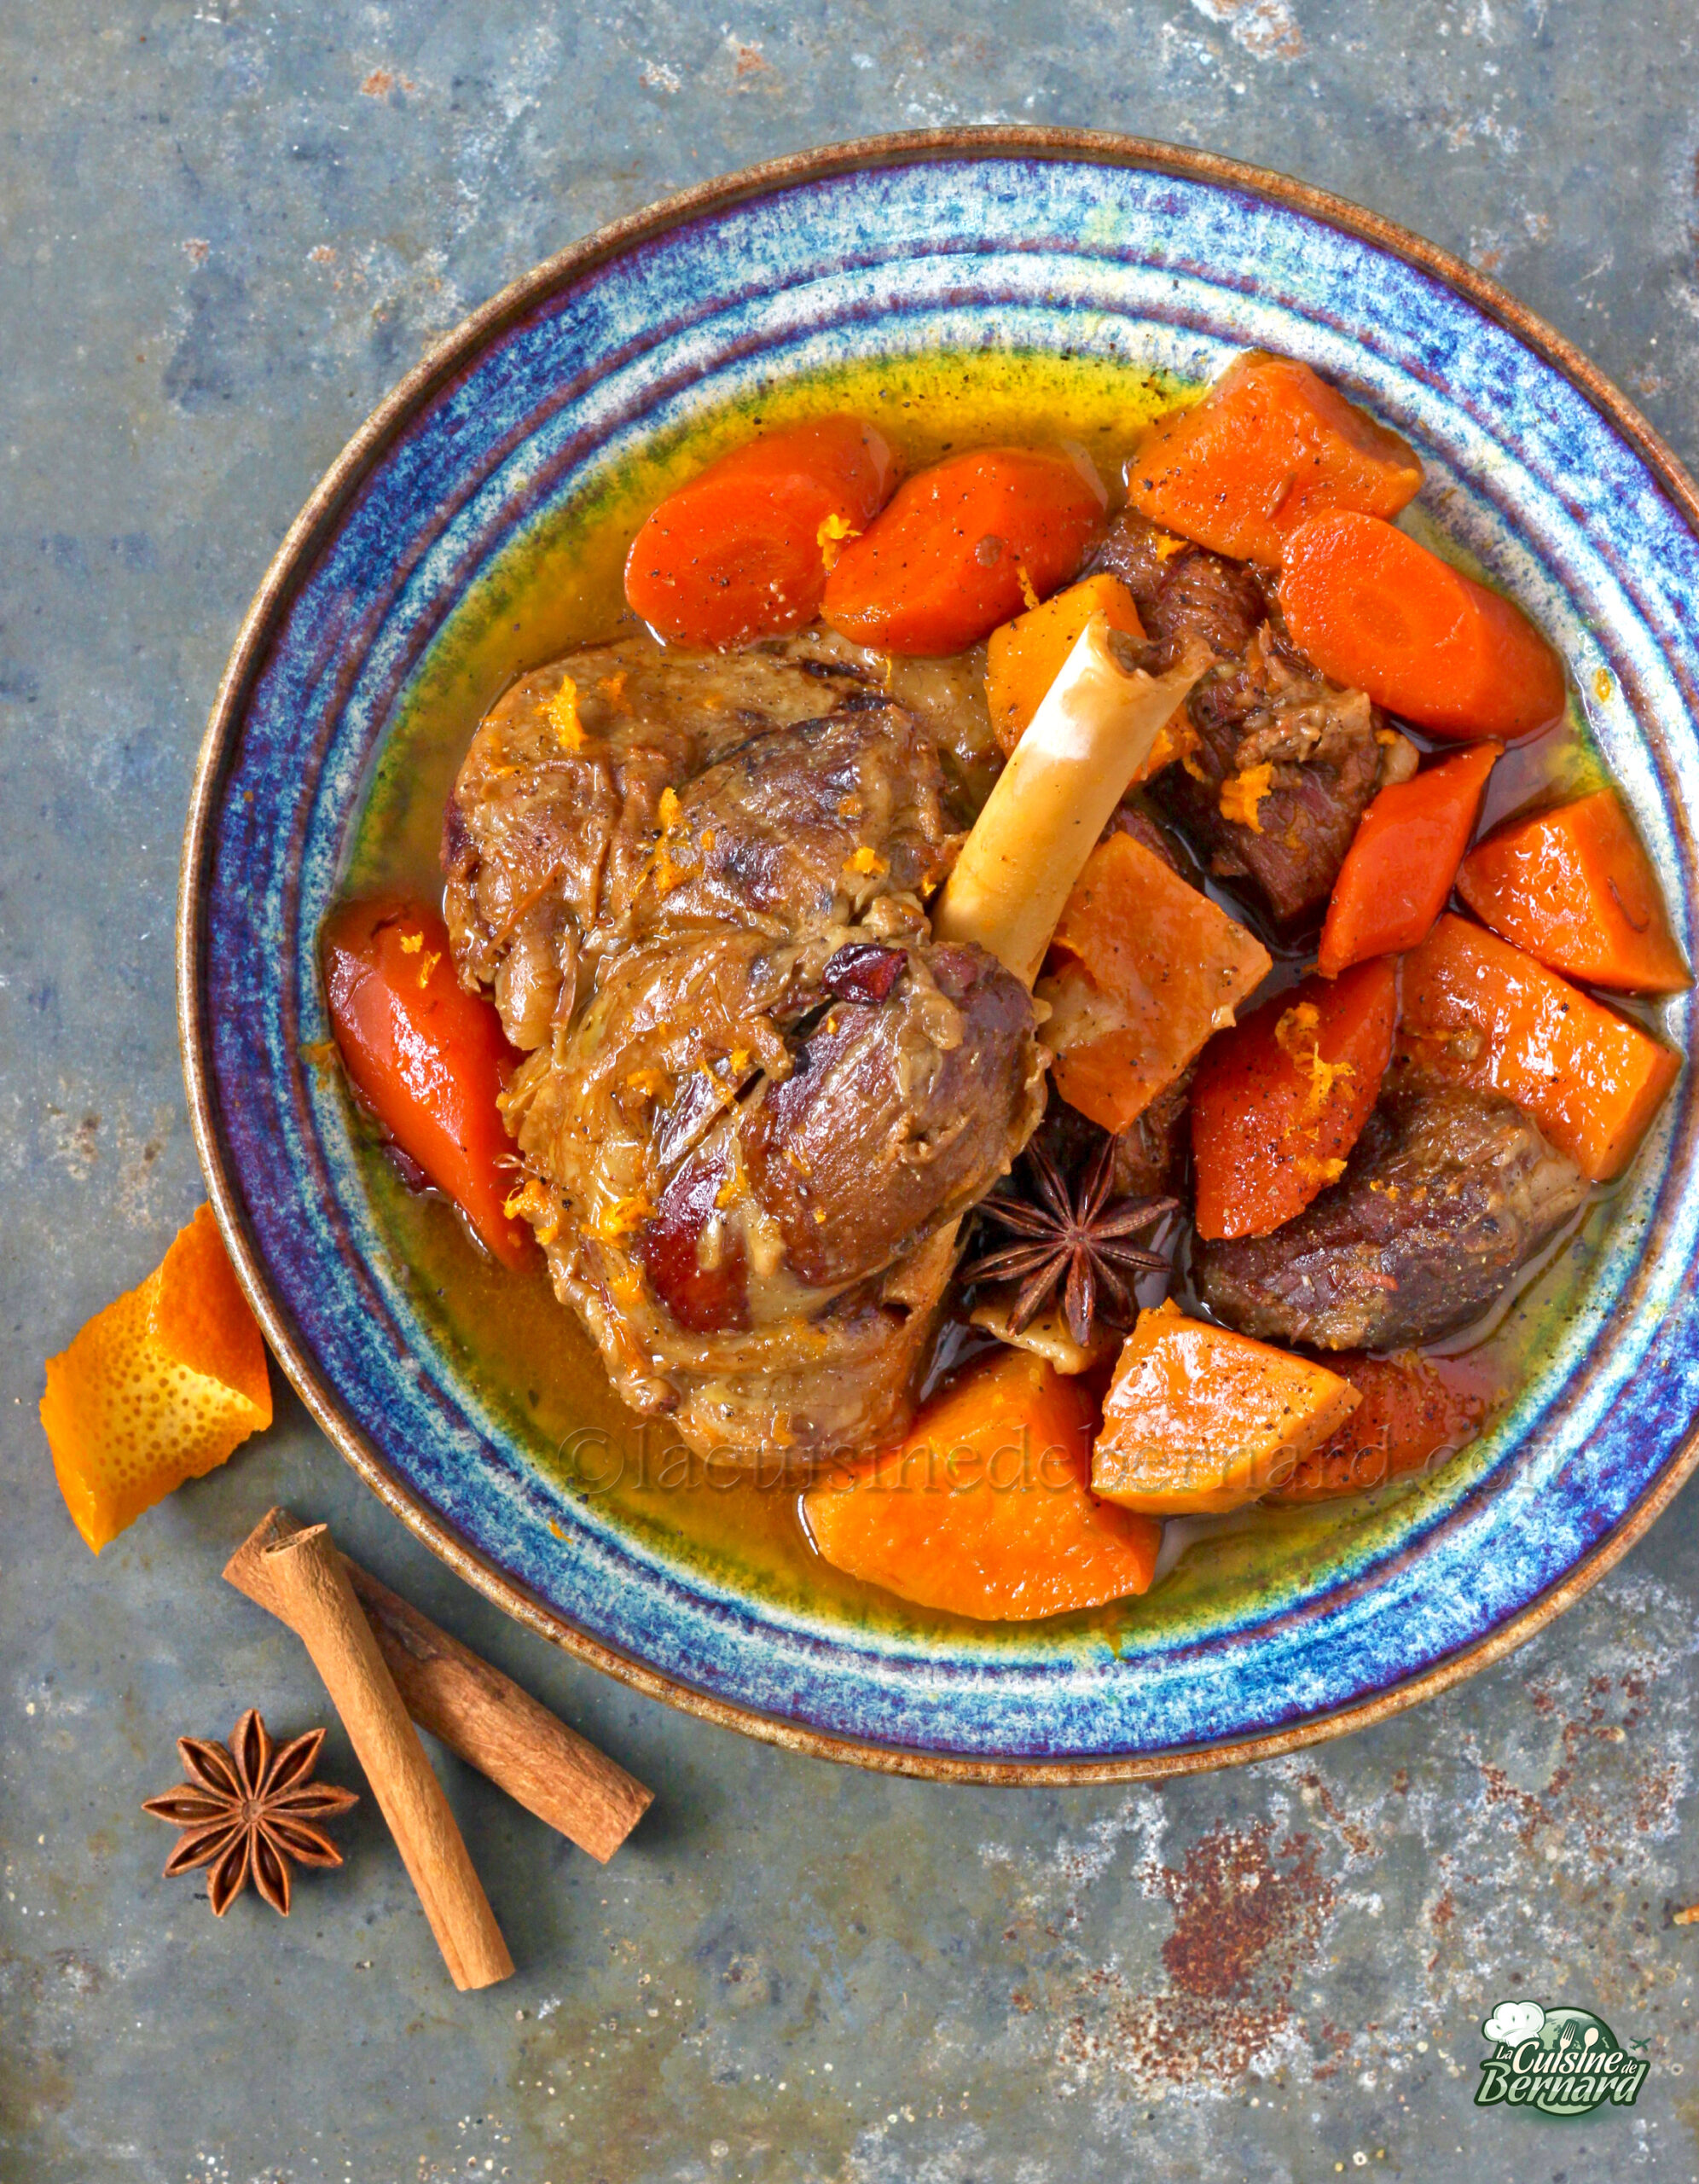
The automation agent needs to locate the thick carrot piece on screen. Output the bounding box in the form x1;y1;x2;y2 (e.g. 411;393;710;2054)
803;1348;1161;1623
1264;1350;1485;1503
1317;741;1502;977
821;446;1106;656
1281;511;1567;741
1190;959;1398;1240
623;415;896;648
1092;1302;1360;1515
1456;787;1691;993
1400;914;1679;1181
984;572;1146;754
323;898;534;1268
1125;353;1423;567
1038;831;1273;1132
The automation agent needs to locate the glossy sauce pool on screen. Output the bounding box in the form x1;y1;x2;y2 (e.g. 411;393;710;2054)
331;349;1621;1643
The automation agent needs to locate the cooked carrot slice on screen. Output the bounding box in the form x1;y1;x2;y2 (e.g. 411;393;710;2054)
1092;1302;1360;1515
1400;913;1679;1182
1263;1350;1486;1503
1280;511;1567;741
1124;353;1423;566
1455;787;1691;994
1190;959;1399;1240
802;1348;1160;1622
984;572;1146;753
821;446;1106;655
1038;831;1272;1133
1317;741;1502;978
623;415;897;648
41;1205;273;1554
323;897;533;1268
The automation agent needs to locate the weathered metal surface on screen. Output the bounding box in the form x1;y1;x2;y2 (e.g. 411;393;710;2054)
3;4;1698;2179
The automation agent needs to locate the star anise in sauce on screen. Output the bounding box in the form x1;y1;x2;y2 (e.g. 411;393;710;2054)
142;1709;358;1917
963;1136;1176;1347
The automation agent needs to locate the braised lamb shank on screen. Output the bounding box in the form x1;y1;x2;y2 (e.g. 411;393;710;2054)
443;632;1044;1466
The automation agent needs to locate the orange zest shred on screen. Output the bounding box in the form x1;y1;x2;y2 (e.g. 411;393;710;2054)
648;789;698;894
1275;1000;1356;1116
1014;559;1041;612
1135;706;1201;784
817;511;861;572
653;842;693;892
548;674;583;751
1219;762;1276;833
40;1205;273;1554
502;1177;560;1244
593;1193;652;1240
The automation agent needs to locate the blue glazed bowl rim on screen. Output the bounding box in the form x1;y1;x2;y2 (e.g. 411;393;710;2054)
177;127;1699;1783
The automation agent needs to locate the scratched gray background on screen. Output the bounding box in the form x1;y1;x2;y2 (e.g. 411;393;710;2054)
3;3;1699;2179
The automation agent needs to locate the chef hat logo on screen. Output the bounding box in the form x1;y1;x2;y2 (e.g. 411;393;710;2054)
1482;2000;1545;2046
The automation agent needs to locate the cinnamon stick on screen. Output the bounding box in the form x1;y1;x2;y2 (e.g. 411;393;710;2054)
224;1507;649;1862
264;1524;514;1991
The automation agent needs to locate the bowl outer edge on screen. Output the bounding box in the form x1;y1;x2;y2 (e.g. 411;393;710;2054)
177;125;1699;1783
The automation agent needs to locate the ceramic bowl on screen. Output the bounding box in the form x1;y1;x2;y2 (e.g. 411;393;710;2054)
179;131;1699;1781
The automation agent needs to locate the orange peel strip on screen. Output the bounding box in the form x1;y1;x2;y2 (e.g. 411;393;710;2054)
40;1205;273;1554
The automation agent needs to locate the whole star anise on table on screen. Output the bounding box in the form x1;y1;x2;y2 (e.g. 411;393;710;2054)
142;1709;358;1917
963;1136;1176;1347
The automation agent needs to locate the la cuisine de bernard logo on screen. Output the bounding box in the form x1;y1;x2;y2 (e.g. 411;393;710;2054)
1475;1999;1650;2117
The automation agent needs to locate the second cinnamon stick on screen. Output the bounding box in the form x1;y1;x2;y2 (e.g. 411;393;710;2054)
264;1523;514;1993
225;1507;650;1862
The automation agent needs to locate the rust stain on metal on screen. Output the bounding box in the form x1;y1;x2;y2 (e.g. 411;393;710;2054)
1160;1818;1333;2003
1052;1816;1337;2089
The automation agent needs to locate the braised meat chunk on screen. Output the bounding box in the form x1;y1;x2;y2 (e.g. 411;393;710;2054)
451;632;1043;1465
442;633;887;1048
1194;1073;1590;1350
1093;508;1412;923
627;698;958;939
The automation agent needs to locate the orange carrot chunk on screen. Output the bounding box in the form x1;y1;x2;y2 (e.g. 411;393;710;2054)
1092;1302;1360;1515
42;1205;273;1554
1400;913;1679;1182
802;1348;1160;1622
1280;511;1568;741
1317;741;1502;978
821;446;1106;656
623;415;897;648
1264;1350;1486;1503
1038;831;1272;1134
984;572;1147;753
1124;353;1424;567
1455;787;1691;994
1190;958;1399;1240
323;897;534;1268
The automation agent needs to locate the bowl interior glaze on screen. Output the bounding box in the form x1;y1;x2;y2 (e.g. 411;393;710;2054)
180;134;1699;1780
